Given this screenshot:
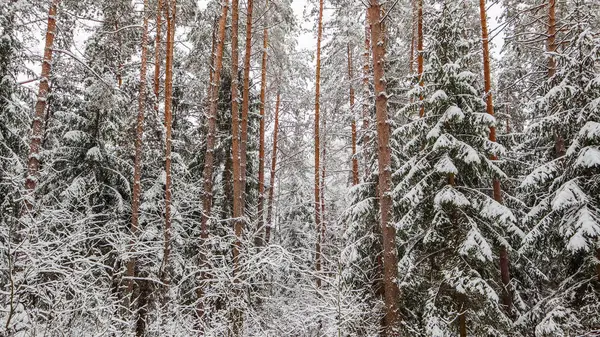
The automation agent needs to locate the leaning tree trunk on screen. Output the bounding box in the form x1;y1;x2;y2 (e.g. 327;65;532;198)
24;0;60;208
256;0;269;245
368;1;402;335
478;0;512;314
348;44;359;186
314;0;324;289
265;91;281;244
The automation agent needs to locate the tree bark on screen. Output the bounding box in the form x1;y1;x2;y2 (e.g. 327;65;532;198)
162;0;176;283
478;0;512;313
240;0;255;209
417;0;424;118
314;0;324;289
25;0;60;207
257;0;269;245
362;18;371;180
153;0;163;114
126;0;150;298
265;91;280;244
201;0;229;241
348;44;359;186
368;1;402;335
230;0;243;271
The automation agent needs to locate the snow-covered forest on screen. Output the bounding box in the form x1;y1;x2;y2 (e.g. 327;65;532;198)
1;0;600;335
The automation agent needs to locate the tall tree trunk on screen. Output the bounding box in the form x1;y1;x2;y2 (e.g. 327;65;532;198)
314;0;324;289
230;0;243;271
265;91;280;244
240;0;255;208
126;0;150;299
201;0;229;240
417;0;424;118
256;0;269;245
368;1;401;335
153;0;163;115
24;0;60;208
162;0;176;283
478;0;512;313
546;0;564;158
362;18;371;180
348;44;359;186
409;0;416;74
196;1;229;330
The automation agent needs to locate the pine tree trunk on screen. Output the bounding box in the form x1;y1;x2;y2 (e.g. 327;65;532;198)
314;0;324;289
126;0;150;299
230;0;243;271
153;0;163;114
162;0;176;283
240;0;255;209
362;19;371;180
265;91;280;244
348;44;359;186
478;0;512;314
24;0;60;207
256;0;269;246
409;0;416;74
368;1;401;335
417;0;424;118
201;0;229;240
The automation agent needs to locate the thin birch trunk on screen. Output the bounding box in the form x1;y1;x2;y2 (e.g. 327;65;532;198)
265;91;280;244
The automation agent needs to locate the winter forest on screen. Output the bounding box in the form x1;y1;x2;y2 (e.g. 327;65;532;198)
1;0;600;335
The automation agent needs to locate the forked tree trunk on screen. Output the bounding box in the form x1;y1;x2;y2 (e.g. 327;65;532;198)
368;1;402;335
314;0;324;289
126;0;150;297
265;91;281;244
240;0;255;208
162;0;176;282
25;0;60;207
348;44;359;186
257;0;270;245
201;0;229;240
417;0;424;117
478;0;512;314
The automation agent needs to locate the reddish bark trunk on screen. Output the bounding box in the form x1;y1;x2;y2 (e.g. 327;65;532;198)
25;0;60;206
265;91;281;244
126;0;150;295
479;0;512;313
201;0;229;240
240;0;255;208
368;1;402;335
257;0;269;244
162;0;176;282
314;0;324;289
153;0;163;114
230;0;243;272
362;19;371;180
